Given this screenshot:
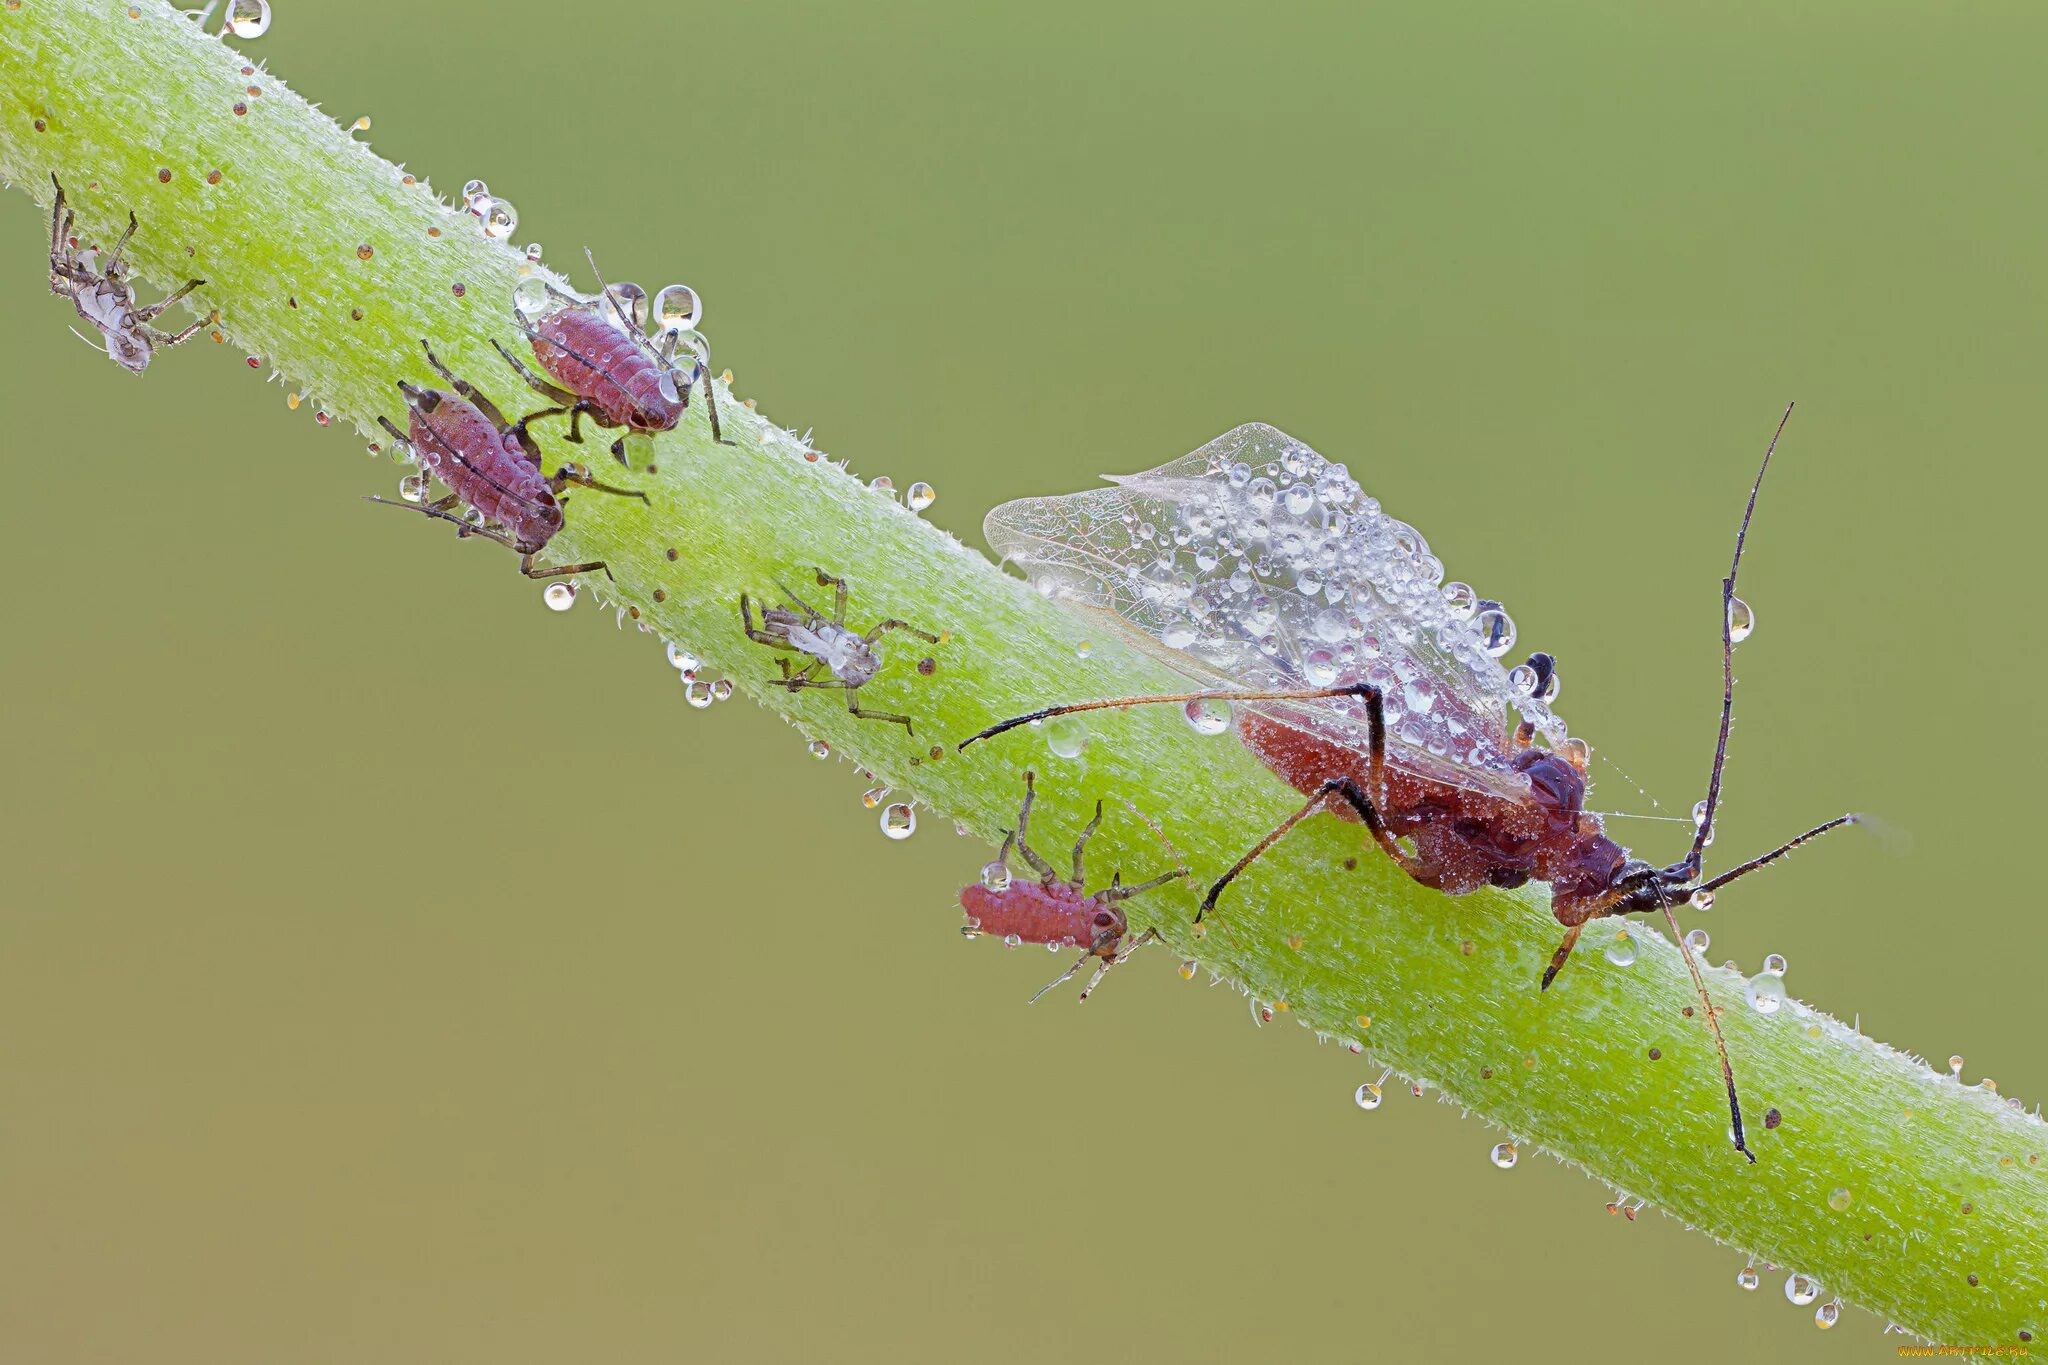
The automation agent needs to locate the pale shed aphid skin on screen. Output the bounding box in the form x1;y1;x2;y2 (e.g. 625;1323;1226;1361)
959;771;1185;1003
47;174;215;373
963;410;1860;1162
740;568;941;733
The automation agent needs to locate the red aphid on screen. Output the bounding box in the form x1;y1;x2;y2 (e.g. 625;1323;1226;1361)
369;341;648;579
493;249;726;455
966;411;1861;1160
959;772;1183;1003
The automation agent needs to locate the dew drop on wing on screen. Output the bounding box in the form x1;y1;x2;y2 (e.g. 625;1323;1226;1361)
979;422;1590;803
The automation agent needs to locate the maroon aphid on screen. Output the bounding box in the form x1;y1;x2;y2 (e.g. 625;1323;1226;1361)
367;340;648;579
959;772;1184;1003
46;174;214;373
963;409;1861;1160
493;249;729;459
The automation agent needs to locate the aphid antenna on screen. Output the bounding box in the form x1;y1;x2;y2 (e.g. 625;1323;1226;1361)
582;246;649;342
959;683;1383;752
360;495;515;550
1028;952;1093;1005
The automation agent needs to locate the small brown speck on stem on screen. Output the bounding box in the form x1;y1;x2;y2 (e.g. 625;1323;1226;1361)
156;167;171;182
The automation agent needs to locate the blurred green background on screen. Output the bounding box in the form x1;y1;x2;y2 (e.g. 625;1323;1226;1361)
2;1;2042;1360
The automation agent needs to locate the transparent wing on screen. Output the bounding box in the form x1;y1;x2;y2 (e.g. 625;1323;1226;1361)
986;423;1573;800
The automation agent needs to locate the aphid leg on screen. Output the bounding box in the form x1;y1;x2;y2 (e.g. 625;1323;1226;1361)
519;554;614;583
812;568;850;624
134;278;206;323
553;464;651;505
959;682;1385;752
1071;799;1104;885
1101;867;1188;902
1199;775;1419;922
102;210;139;276
698;362;730;444
1011;772;1063;882
492;338;582;405
844;689;916;735
740;594;799;649
48;173;73;277
150;309;218;348
863;618;942;647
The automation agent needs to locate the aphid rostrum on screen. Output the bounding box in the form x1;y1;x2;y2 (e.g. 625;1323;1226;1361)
368;341;648;581
47;174;214;373
962;411;1857;1161
960;772;1185;1002
741;568;941;733
494;249;729;459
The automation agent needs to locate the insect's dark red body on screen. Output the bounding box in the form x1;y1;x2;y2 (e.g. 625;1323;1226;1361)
530;305;684;434
402;384;563;554
1241;713;1626;915
961;878;1125;958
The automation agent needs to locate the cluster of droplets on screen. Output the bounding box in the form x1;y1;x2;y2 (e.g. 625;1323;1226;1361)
203;0;271;40
985;424;1574;774
866;476;941;514
458;179;518;243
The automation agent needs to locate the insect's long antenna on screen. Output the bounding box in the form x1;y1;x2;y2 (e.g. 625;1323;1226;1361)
583;246;646;340
1663;900;1754;1163
1700;813;1860;894
361;496;518;551
1684;402;1795;876
959;684;1380;751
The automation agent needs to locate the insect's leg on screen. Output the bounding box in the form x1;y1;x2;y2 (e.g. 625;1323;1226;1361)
1070;800;1104;886
740;595;799;650
812;569;849;624
862;618;942;646
1200;777;1418;923
1010;772;1061;881
103;210;139;275
374;415;419;464
49;174;72;273
845;689;916;735
564;402;590;444
553;465;651;505
609;437;630;467
700;365;730;444
150;308;220;348
492;338;581;404
959;682;1385;752
134;278;206;322
1100;867;1188;902
1028;950;1095;1005
519;554;615;583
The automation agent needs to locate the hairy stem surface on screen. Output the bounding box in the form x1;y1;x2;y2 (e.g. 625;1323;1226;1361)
3;0;2042;1347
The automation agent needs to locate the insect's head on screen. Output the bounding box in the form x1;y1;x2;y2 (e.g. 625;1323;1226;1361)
837;638;882;688
627;368;686;433
106;322;152;373
1086;900;1128;955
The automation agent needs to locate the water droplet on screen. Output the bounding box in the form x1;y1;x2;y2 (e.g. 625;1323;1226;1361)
481;198;517;240
1557;736;1590;769
1440;582;1477;620
461;178;489;207
1178;960;1197;980
683;680;715;708
1472;606;1516;657
1684;929;1710;955
1074;640;1093;659
1183;697;1232;736
1354;1068;1392;1110
1737;1266;1760;1291
1690;888;1716;911
1508;663;1538;696
1785;1273;1820;1306
1003;933;1022;949
513;277;550;317
654;283;702;332
1744;973;1786;1015
398;472;428;503
1826;1187;1853;1212
1303;648;1340;686
1604;930;1637;968
542;582;576;612
979;860;1010;891
1257;1002;1276;1024
1728;595;1755;644
1949;1055;1966;1078
665;641;701;673
710;679;734;702
1491;1141;1519;1169
224;0;270;38
1814;1300;1840;1330
1692;798;1710;828
606;281;648;330
1045;715;1087;758
1762;953;1787;977
906;481;937;512
524;242;544;262
860;785;889;809
807;739;831;760
869;475;895;496
881;803;917;840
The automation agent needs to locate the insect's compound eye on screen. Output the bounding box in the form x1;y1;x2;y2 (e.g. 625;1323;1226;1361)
1092;911;1117;930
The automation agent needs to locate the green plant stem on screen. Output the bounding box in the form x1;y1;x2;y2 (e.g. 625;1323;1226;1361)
3;0;2042;1346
